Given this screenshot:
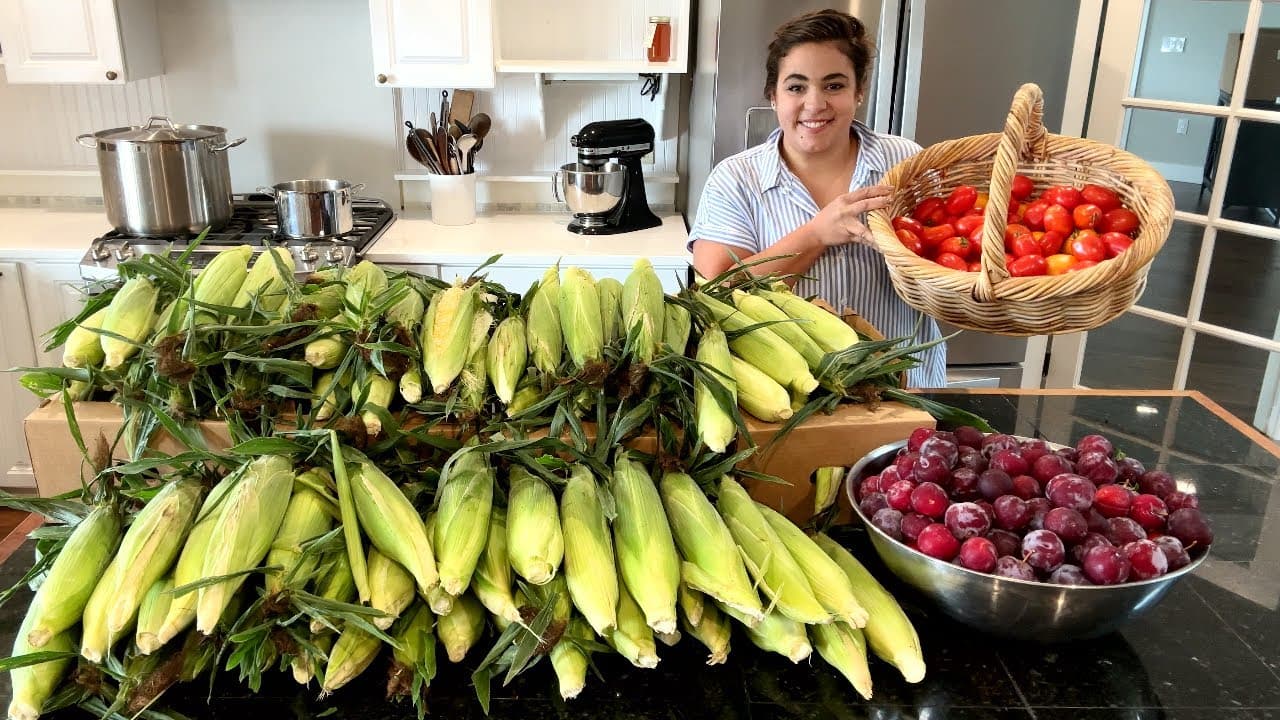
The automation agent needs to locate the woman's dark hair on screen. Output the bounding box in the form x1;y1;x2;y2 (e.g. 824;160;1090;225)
764;9;874;100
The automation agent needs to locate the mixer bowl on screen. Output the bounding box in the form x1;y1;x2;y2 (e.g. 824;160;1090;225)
553;162;626;216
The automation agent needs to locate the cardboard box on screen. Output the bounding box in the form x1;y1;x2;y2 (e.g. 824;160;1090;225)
24;399;933;523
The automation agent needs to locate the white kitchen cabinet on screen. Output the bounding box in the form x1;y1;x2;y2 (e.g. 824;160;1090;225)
368;0;496;89
0;0;163;84
0;263;40;489
22;262;91;367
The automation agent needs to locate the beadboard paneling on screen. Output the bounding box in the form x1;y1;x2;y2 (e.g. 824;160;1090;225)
497;0;686;65
396;74;679;177
0;67;168;170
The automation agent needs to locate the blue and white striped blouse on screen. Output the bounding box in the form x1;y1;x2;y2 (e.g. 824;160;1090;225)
689;121;947;388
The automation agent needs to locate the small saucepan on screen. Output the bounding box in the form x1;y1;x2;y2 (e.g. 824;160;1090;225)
258;179;366;239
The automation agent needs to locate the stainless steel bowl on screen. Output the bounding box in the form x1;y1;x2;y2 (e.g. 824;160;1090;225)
846;438;1208;643
552;162;626;216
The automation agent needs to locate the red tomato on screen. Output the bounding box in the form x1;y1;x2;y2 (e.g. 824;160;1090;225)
954;213;985;237
1043;186;1082;210
921;223;955;247
939;236;974;259
1043;204;1073;235
945;185;978;215
893;216;925;236
1011;174;1035;200
934;252;968;271
1073;203;1103;230
1045;253;1078;275
1069;260;1100;272
1038;230;1066;256
1010;235;1041;258
968;226;984;244
1081;184;1122;211
1101;231;1134;258
967;261;983;272
1098;207;1140;235
1068;230;1106;262
1004;223;1032;242
1022;200;1050;230
1008;254;1048;277
911;197;944;223
896;229;925;255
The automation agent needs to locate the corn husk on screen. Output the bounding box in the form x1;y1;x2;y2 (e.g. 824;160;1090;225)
621;259;665;362
232;246;295;312
155;473;239;646
305;336;349;370
812;621;874;699
609;581;659;668
559;267;604;368
100;276;159;369
359;372;395;437
423;280;479;394
506;466;563;585
350;458;438;595
472;508;521;625
434;447;494;596
680;598;731;665
437;593;485;663
264;481;335;596
24;505;120;648
758;504;867;627
459;311;491;411
135;576;174;655
9;604;75;720
368;547;416;630
560;464;618;637
550;618;593;700
526;266;563;375
291;632;334;686
755;288;861;352
732;289;825;369
342;259;389;322
597;277;624;345
730;356;793;422
721;604;812;662
693;325;737;453
662;302;691;354
62;307;108;368
696;292;817;394
610;455;679;635
486;316;527;404
321;624;381;694
309;552;356;634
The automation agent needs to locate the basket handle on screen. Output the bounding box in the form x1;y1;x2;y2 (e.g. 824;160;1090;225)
975;83;1048;302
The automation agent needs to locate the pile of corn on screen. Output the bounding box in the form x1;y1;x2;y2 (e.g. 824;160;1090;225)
7;448;924;719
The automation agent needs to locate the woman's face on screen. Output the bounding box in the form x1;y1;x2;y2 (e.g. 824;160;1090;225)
772;41;862;157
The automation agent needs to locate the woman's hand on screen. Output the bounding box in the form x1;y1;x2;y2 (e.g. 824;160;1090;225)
808;184;894;248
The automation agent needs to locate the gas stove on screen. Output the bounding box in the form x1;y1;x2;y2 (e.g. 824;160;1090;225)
81;194;395;275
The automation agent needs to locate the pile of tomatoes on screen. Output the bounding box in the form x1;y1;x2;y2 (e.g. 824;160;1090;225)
890;176;1141;277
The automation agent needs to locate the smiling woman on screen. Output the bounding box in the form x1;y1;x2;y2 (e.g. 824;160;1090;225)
688;9;946;388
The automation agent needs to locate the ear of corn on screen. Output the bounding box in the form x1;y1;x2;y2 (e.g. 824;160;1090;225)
24;505;120;648
399;367;423;405
100;276;160;369
305;336;348;370
472;508;520;625
191;244;252;311
313;370;344;420
486;317;527;404
321;624;382;694
423;281;479;394
350;458;439;596
506;466;563;585
680;598;731;665
62;307;108;368
358;372;395;437
156;473;239;646
291;631;333;686
730;356;794;422
694;326;737;453
80;478;202;661
550;618;592;700
560;464;618;637
721;604;813;663
678;582;705;629
696;293;817;394
610;455;679;635
9;605;75;720
731;290;825;369
815;533;926;683
264;484;335;596
434;448;494;597
390;602;437;694
368;546;417;630
386;282;426;331
302;277;346;320
755;288;860;352
135;576;175;655
459;312;491;411
506;378;543;418
758;504;867;627
309;552;356;634
198;456;295;634
812;621;874;699
716;477;830;625
559;267;604;369
657;472;763;624
609;581;659;668
526;267;563;374
814;466;845;516
662;303;691;355
621;259;665;362
343;260;389;321
597;277;624;345
232;247;295;312
437;592;486;663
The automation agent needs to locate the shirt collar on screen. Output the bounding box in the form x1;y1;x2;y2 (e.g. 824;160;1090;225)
753;120;887;195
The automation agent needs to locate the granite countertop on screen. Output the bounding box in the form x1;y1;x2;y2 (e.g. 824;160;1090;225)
1;390;1277;719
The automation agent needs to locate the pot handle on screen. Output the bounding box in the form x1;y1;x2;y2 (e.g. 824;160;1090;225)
145;115;178;130
551;171;562;203
211;137;247;153
256;185;277;198
350;183;367;194
76;134;97;149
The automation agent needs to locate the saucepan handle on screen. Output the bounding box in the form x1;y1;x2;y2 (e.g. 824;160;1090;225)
256;186;277;198
210;137;247;153
76;134;97;149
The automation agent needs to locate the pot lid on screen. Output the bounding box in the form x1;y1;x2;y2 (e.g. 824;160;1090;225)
97;116;224;143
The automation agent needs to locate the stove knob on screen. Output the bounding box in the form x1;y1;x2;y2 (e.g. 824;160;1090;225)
114;244;134;262
91;241;111;261
300;245;320;263
326;247;346;264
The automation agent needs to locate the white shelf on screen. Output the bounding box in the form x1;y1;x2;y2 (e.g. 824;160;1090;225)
496;59;686;74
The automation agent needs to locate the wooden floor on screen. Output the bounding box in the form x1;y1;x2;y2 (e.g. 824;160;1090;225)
1081;181;1280;427
0;509;27;539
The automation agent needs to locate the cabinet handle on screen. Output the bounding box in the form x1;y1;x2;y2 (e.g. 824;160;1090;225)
377;73;388;84
105;70;118;80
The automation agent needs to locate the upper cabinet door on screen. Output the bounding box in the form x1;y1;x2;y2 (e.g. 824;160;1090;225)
0;0;162;84
369;0;496;88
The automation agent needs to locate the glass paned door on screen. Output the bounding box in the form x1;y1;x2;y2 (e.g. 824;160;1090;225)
1062;0;1280;439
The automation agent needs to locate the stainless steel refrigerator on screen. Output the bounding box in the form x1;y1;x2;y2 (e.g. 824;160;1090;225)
684;0;1082;387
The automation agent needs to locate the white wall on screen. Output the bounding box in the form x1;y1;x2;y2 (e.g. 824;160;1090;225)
1124;0;1280;182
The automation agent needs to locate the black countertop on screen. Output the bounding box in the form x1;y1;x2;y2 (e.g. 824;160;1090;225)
2;391;1278;719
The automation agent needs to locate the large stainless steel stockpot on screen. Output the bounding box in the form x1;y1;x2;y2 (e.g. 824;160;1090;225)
78;116;245;236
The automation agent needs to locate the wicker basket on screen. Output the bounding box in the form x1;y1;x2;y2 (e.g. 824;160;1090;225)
867;83;1175;336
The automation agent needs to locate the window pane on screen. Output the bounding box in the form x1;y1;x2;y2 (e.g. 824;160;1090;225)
1185;331;1280;432
1200;228;1280;339
1081;313;1182;390
1133;0;1248;104
1136;219;1203;317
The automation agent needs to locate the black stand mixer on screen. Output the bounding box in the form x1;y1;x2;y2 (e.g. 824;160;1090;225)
553;118;662;235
